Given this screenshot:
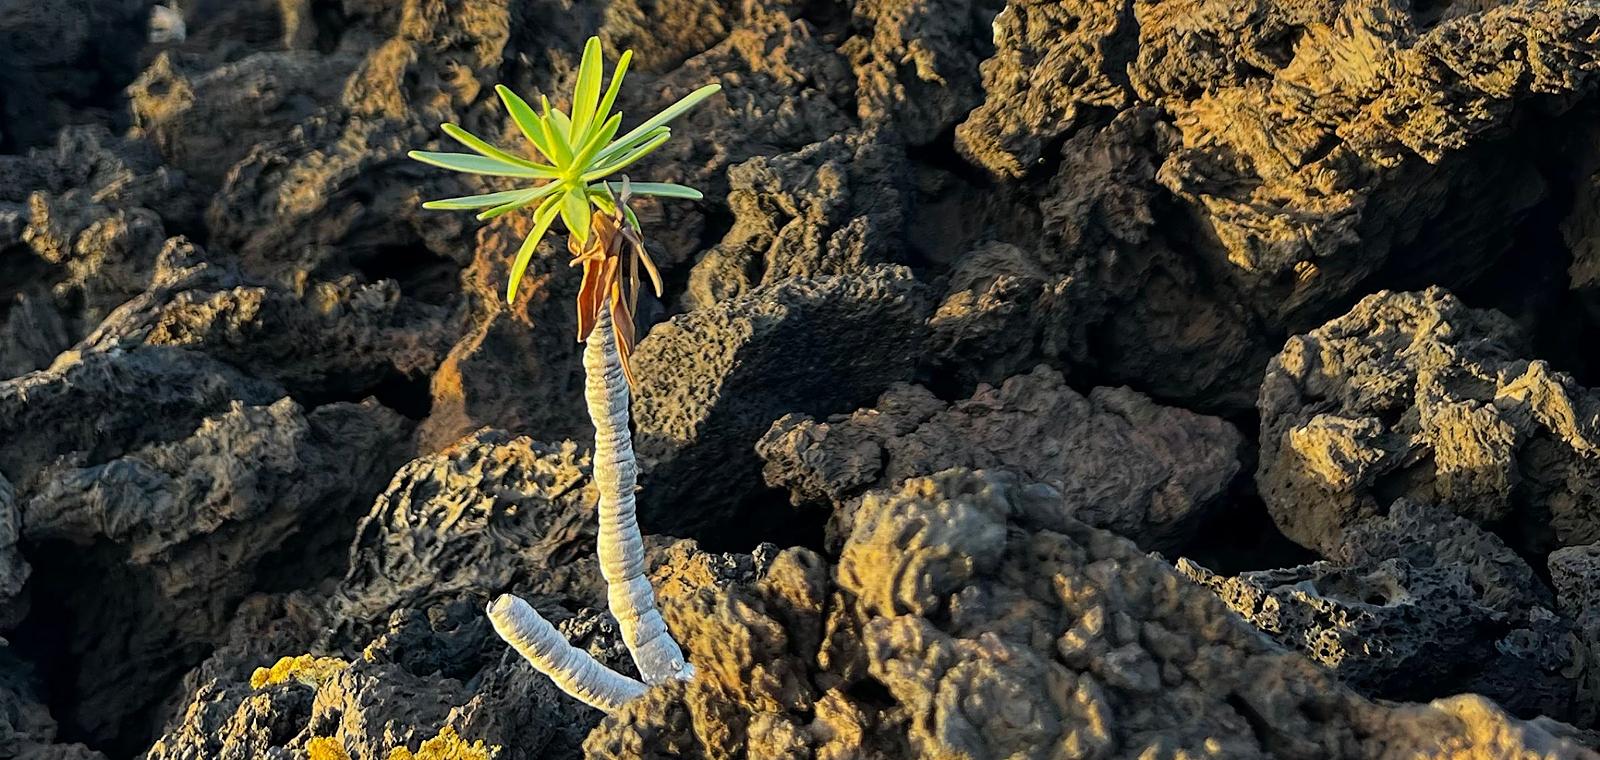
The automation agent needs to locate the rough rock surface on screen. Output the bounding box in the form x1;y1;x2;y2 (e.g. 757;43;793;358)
588;469;1600;758
146;430;770;760
685;131;910;310
0;472;25;630
1259;287;1600;557
759;365;1243;551
18;397;410;754
632;265;932;540
1182;500;1584;721
6;0;1600;756
959;0;1600;327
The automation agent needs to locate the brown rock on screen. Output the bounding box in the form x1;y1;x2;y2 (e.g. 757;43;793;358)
18;397;409;752
588;468;1600;759
759;366;1242;551
1259;287;1600;556
632;265;931;539
685;130;908;310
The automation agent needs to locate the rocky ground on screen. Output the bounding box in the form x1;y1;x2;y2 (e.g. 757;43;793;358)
3;0;1600;757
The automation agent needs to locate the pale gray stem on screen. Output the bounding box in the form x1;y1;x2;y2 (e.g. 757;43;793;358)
584;306;694;684
486;594;646;712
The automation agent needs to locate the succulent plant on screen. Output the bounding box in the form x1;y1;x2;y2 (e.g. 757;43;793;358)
409;37;712;714
408;36;719;303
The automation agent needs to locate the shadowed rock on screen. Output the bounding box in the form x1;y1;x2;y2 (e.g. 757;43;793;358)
17;397;409;752
587;468;1600;758
686;130;909;310
632;265;931;539
1182;501;1583;720
1259;287;1600;557
759;365;1242;551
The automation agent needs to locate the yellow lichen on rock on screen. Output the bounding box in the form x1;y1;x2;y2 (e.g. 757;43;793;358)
249;654;349;689
387;727;499;760
306;737;352;760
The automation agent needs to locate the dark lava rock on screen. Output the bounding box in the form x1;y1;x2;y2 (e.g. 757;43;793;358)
759;365;1243;551
1182;500;1584;721
1259;287;1600;558
631;265;931;541
587;468;1600;759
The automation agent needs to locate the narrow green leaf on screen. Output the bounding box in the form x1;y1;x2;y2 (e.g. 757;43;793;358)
422;188;540;210
607;83;720;158
581;131;672;181
592;49;633;134
441;124;553;171
408;151;553;178
622;203;642;232
539;97;574;166
591;125;670;168
561;188;592;244
550;108;573;139
476;182;560;220
495;85;555;161
571;113;623;172
586;186;617;216
605;181;702;200
570;37;604;142
506;194;564;304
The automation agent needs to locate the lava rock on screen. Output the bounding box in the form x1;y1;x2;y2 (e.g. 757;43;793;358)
759;365;1243;551
588;468;1600;758
632;265;932;539
1186;499;1594;720
686;130;910;310
1258;287;1600;557
17;397;410;751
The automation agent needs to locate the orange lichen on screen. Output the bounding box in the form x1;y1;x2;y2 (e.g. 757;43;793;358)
387;726;499;760
249;654;349;689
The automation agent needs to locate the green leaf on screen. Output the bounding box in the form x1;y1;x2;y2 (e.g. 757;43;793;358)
422;188;542;210
591;125;670;168
622;203;642;232
495;85;555;161
592;49;632;135
605;181;703;200
477;182;560;220
408;151;554;178
506;194;564;304
586;186;617;216
570;37;604;143
607;83;720;158
560;188;592;244
571;112;623;172
441;123;553;171
539;97;574;166
582;131;672;181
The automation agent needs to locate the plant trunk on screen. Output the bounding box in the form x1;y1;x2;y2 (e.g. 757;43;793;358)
486;594;646;712
584;305;694;684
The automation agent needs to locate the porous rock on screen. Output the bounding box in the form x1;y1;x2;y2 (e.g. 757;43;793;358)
1181;500;1582;720
632;265;931;539
841;0;998;145
18;397;409;752
758;365;1242;551
76;237;454;403
958;0;1600;328
0;472;25;630
685;130;909;310
1258;287;1600;557
588;468;1600;759
417;213;590;452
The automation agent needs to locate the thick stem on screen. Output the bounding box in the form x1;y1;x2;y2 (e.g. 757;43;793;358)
584;305;694;684
486;594;646;712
